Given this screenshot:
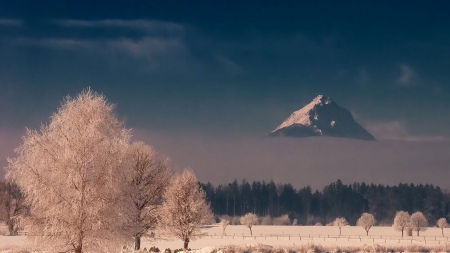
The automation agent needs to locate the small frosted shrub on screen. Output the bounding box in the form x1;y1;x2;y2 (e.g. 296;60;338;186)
149;246;160;252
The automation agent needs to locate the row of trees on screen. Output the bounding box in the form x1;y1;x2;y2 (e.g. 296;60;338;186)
392;211;449;236
221;211;448;238
1;89;212;252
200;179;450;225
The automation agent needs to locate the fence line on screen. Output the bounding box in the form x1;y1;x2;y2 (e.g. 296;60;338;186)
203;232;450;245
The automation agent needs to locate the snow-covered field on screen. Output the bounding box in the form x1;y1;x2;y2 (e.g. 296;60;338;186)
1;224;449;252
142;225;450;250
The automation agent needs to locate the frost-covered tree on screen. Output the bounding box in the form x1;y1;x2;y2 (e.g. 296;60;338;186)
158;169;213;249
3;182;25;235
240;213;258;235
333;217;348;236
220;218;230;235
6;89;131;253
125;141;172;250
409;211;428;236
357;213;375;236
392;211;410;236
437;218;448;236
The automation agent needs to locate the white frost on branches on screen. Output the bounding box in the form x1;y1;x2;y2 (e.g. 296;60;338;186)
437;218;448;236
240;213;258;236
357;213;375;236
333;217;348;236
220;218;230;235
6;89;131;253
409;211;428;236
392;211;410;236
158;169;213;249
124;141;172;250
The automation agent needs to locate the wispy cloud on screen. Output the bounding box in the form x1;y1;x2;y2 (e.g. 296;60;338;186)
54;19;184;34
39;39;95;50
2;38;96;50
2;35;203;75
106;37;185;59
0;19;24;27
397;64;417;86
4;36;183;57
366;121;448;142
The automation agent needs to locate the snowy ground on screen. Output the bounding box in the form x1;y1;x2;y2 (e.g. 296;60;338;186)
141;225;450;250
1;224;449;251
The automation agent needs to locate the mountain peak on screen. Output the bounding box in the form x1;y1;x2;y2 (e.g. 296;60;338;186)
270;95;375;140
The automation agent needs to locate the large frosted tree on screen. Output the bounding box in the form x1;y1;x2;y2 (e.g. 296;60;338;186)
333;217;348;236
437;218;448;236
158;169;213;249
125;141;172;250
240;213;258;235
410;211;428;236
392;211;410;236
220;218;230;235
357;213;375;236
6;89;131;253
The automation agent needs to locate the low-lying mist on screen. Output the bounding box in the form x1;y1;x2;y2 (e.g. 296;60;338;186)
2;128;449;190
134;129;450;189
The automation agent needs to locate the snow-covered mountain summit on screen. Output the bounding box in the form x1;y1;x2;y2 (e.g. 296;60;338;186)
269;95;375;140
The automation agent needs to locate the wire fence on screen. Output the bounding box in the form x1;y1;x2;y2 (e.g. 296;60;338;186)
203;232;450;245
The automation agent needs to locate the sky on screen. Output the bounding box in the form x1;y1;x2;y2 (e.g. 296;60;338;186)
1;1;450;188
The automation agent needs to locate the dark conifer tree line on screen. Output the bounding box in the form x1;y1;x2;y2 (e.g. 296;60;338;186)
200;180;450;226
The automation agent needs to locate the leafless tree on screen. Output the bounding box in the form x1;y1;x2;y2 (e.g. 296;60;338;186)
240;213;258;235
333;217;348;236
292;218;298;225
158;169;213;249
409;211;428;236
357;213;375;236
220;218;230;235
6;89;131;253
392;211;410;236
3;182;25;235
437;218;448;236
124;141;172;250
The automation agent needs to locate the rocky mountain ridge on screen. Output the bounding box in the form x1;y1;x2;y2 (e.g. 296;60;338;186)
269;95;375;140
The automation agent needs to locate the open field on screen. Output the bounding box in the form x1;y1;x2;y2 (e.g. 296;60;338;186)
142;225;450;250
2;224;449;251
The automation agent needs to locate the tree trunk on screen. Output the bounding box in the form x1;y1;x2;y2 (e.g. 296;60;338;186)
75;246;82;253
401;229;403;237
134;236;141;250
339;227;341;236
184;238;189;249
366;230;368;236
250;227;252;236
417;230;419;236
442;229;444;237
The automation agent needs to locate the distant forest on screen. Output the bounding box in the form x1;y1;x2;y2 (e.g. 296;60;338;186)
200;180;450;226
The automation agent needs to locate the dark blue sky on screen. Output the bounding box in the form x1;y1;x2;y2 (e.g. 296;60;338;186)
1;1;450;186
